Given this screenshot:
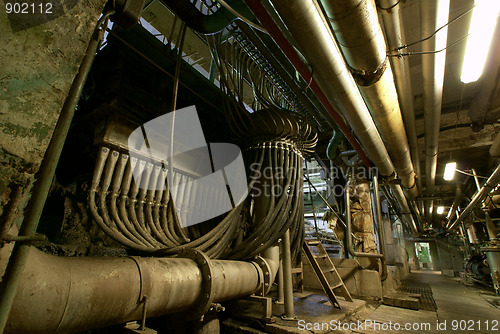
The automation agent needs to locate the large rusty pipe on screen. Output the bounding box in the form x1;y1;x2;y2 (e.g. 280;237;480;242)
3;247;274;334
321;0;417;199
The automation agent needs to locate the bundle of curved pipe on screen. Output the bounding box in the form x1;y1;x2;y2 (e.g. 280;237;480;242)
89;26;316;260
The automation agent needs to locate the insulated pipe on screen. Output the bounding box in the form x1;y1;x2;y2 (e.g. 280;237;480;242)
246;0;391;174
378;0;422;194
389;184;419;235
345;180;384;259
321;0;417;199
3;246;279;333
448;164;500;230
420;0;450;199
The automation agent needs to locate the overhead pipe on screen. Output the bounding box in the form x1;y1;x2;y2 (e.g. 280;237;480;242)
246;0;393;175
448;164;500;230
320;0;418;199
2;246;279;333
445;184;463;227
378;0;422;194
468;17;500;128
420;0;450;213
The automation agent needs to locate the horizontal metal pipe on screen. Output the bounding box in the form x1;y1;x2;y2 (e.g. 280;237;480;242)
321;0;417;198
448;164;500;230
378;0;422;194
3;246;279;333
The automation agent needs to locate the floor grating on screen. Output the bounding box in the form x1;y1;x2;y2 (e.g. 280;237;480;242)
398;278;437;311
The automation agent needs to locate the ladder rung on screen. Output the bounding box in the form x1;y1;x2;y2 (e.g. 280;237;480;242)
291;268;303;274
315;254;329;259
330;283;343;290
306;240;321;245
322;268;335;274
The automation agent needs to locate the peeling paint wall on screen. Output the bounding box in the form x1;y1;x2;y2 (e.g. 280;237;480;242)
0;0;106;223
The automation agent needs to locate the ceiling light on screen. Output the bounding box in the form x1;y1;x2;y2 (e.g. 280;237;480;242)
443;162;456;180
437;206;445;215
460;0;500;83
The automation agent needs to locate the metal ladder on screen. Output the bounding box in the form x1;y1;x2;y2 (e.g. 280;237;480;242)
303;239;353;309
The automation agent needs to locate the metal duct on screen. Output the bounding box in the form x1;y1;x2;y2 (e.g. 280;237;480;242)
268;0;395;177
3;246;279;333
468;19;500;127
420;0;450;199
378;0;422;194
321;0;417;200
448;164;500;230
389;184;419;235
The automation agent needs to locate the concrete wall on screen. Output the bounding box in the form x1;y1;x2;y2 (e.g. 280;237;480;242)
302;255;384;299
0;0;106;228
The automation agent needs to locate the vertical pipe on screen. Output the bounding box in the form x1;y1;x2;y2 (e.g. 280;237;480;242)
0;16;107;333
281;229;294;319
372;176;388;280
276;259;284;304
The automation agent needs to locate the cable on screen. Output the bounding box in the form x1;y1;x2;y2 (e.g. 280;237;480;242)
389;3;476;53
216;0;267;33
388;34;469;57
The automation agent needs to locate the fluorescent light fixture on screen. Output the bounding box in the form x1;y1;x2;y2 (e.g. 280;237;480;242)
437;206;445;215
443;162;456;180
460;0;500;83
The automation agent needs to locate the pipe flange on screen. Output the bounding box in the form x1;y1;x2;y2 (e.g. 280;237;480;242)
253;256;272;296
177;249;215;320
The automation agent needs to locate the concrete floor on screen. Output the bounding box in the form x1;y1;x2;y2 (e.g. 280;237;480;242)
223;271;500;333
352;271;500;334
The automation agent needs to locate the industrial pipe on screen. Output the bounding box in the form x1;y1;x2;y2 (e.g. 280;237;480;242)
389;184;419;235
243;0;387;172
267;0;394;177
345;180;384;259
371;176;388;280
281;229;295;319
321;0;418;199
378;0;422;194
420;0;450;203
0;14;109;333
2;246;279;333
448;164;500;230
